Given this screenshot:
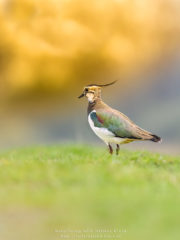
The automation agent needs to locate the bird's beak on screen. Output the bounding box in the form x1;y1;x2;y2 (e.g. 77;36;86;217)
78;93;85;99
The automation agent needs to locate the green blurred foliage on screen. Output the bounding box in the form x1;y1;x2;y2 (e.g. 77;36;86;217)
0;0;179;99
0;145;180;240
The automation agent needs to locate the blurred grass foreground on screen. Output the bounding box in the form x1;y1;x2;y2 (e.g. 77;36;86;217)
0;145;180;240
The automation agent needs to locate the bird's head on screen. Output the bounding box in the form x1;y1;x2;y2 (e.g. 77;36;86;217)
78;80;117;103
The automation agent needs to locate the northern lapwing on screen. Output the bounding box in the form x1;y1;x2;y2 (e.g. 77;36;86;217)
78;81;161;155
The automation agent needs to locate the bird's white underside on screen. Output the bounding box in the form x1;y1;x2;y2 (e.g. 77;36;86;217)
88;110;126;145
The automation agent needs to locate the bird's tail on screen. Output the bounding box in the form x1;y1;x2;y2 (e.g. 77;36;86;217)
151;134;162;143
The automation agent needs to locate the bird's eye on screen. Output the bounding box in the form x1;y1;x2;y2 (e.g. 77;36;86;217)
85;88;88;92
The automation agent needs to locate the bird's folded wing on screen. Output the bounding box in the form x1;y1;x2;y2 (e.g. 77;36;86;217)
90;109;152;140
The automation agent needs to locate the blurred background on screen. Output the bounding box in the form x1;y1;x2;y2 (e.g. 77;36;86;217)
0;0;180;152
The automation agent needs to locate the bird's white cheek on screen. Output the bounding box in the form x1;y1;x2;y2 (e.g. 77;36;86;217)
86;93;94;103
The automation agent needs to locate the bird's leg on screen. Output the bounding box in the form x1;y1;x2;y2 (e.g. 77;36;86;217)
108;144;113;155
116;144;120;155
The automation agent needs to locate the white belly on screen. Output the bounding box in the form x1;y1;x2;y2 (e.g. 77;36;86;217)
88;113;125;145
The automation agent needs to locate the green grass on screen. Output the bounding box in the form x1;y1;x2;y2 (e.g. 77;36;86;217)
0;145;180;240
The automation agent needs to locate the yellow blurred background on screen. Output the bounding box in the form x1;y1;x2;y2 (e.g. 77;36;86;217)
0;0;180;150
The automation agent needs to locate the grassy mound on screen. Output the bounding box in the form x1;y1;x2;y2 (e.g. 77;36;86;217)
0;145;179;240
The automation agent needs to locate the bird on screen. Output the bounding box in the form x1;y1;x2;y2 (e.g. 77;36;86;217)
78;80;161;155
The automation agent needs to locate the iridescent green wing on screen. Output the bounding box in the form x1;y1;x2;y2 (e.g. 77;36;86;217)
90;110;140;139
